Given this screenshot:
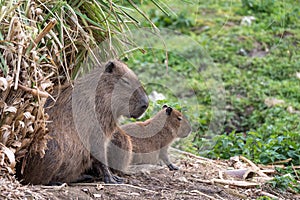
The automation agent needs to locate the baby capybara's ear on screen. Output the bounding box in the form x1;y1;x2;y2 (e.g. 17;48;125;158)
105;61;115;73
162;105;168;109
166;107;173;115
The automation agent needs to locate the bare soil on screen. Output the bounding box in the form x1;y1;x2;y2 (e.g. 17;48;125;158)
1;149;299;200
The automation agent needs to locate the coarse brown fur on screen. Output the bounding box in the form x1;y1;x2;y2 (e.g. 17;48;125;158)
107;127;133;174
16;60;148;185
106;105;192;172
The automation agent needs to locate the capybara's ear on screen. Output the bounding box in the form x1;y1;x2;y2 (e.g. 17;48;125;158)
166;107;173;115
162;105;168;109
105;61;115;73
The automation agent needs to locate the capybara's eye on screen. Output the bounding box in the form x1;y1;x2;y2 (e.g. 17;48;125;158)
121;77;130;85
177;117;182;121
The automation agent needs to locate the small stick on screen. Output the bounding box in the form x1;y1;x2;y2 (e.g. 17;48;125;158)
196;178;260;188
260;169;277;174
212;178;260;188
258;164;285;169
197;179;248;199
34;18;57;45
271;158;292;165
40;183;67;190
189;190;218;200
239;156;269;177
195;178;211;184
292;164;300;180
215;194;227;200
14;25;24;90
18;84;50;98
170;147;219;163
70;183;157;193
260;191;281;199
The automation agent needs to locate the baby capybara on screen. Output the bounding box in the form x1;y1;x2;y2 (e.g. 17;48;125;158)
107;105;192;172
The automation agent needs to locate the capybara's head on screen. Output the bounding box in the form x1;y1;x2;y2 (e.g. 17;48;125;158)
162;105;192;138
98;60;149;119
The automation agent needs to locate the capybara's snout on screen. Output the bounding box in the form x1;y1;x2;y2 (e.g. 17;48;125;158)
129;87;149;118
138;95;149;113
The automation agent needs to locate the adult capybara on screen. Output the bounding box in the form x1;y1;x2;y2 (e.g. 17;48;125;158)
17;60;148;184
107;105;192;172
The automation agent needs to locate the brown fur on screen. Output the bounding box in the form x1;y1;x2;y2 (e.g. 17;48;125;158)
107;105;192;172
107;127;133;173
17;60;148;184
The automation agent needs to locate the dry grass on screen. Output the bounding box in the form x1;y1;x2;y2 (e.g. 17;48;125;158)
0;0;157;180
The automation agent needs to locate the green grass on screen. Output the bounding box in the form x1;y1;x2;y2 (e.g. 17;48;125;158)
121;0;300;193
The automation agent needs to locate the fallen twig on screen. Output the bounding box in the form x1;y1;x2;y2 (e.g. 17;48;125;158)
258;164;285;169
292;164;300;180
260;191;281;200
215;194;227;200
170;147;219;163
70;182;157;193
252;177;274;183
196;178;260;188
40;183;67;190
195;178;211;184
271;158;292;165
189;190;218;200
260;169;277;174
239;156;269;178
212;178;260;188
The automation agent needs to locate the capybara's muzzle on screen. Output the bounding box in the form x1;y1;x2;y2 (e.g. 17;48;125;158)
129;88;149;118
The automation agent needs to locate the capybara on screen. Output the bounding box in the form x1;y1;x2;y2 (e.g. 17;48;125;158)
107;105;192;172
17;60;148;184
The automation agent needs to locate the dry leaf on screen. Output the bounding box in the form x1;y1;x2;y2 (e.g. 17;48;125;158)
3;106;17;113
264;97;285;107
0;77;8;91
0;143;16;173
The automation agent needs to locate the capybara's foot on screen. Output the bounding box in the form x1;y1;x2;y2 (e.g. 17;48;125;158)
73;174;95;183
167;163;179;171
104;174;123;184
112;174;124;183
47;181;65;186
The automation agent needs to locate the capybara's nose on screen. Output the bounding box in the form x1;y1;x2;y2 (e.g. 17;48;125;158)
140;97;149;111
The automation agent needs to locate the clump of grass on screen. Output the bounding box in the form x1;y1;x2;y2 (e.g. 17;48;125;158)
0;0;162;177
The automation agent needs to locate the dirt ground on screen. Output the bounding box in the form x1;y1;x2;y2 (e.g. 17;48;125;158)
1;148;299;200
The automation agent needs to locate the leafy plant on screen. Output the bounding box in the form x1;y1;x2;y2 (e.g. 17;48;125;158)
268;174;300;193
148;9;194;32
241;0;276;14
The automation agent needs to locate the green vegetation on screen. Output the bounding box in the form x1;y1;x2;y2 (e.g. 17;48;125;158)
2;0;298;195
123;0;300;193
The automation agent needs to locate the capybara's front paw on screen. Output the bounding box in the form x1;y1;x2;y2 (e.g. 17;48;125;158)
104;174;123;184
112;174;124;183
167;163;179;171
47;181;65;186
